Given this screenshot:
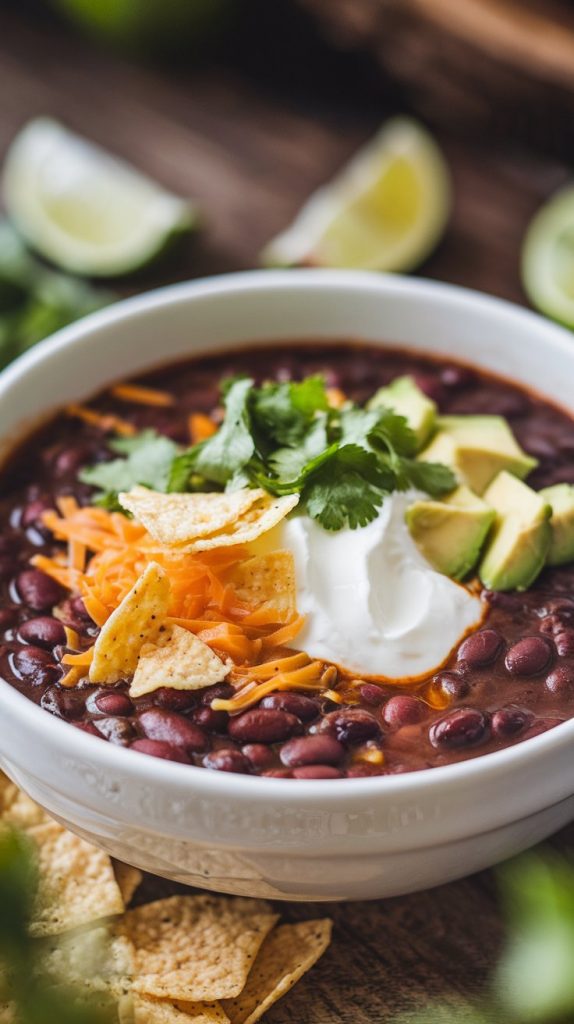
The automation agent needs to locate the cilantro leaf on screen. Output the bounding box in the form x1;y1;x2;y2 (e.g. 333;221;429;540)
168;377;255;491
269;415;329;479
251;375;328;447
338;407;381;449
79;429;180;502
302;445;393;530
368;407;418;458
392;457;456;496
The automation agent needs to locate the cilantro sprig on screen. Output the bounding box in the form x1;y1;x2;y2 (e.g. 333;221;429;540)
166;375;455;530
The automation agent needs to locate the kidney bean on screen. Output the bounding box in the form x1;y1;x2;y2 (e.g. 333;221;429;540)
555;630;574;657
19;616;66;649
505;636;553;676
203;748;250;773
382;695;427;728
131;738;191;763
40;685;86;720
545;597;574;617
12;646;58;686
458;628;503;668
430;671;469;704
242;744;275;771
292;765;343;779
429;708;489;749
191;705;229;733
200;682;234;705
20;497;54;530
228;708;301;744
70;595;92;622
260;692;319;721
153;688;198;712
263;769;292;778
359;683;386;706
545;666;574;696
346;763;385;777
95;717;135;745
93;691;134;716
16;569;63;612
280;734;345;768
539;615;563;636
317;708;381;745
491;706;533;739
137;708;210;753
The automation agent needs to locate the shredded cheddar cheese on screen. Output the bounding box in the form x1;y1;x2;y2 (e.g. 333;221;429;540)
66;404;137;437
111;383;175;407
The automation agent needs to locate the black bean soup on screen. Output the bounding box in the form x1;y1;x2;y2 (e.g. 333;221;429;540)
1;342;574;779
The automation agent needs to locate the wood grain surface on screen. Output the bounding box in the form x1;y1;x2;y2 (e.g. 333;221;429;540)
0;3;573;1020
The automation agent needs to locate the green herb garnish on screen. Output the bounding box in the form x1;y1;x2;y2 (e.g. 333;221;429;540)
79;429;180;509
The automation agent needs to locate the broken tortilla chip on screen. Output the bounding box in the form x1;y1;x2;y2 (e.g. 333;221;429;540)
222;919;332;1024
113;860;143;907
27;820;124;937
122;895;278;1002
182;495;299;554
119;488;265;547
1;789;50;831
130;625;229;699
133;995;229;1023
39;925;135;999
90;562;170;685
229;551;295;621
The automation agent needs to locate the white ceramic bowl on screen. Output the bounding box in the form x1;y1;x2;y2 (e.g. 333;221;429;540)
0;269;573;902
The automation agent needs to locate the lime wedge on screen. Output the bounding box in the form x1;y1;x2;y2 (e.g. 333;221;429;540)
2;119;195;277
522;186;574;328
262;117;451;272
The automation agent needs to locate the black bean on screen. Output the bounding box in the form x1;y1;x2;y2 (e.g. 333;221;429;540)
191;705;229;733
458;628;503;668
260;692;319;721
203;749;250;773
292;765;343;779
40;685;86;720
430;672;469;704
153;688;197;712
19;616;66;649
317;708;381;745
137;708;210;753
545;666;574;696
16;569;64;612
280;735;345;768
491;706;533;738
93;691;134;716
95;717;135;745
429;708;489;749
228;708;301;744
201;682;233;705
359;683;386;706
131;738;191;763
505;636;553;676
555;630;574;658
242;744;275;771
382;695;427;728
12;647;59;686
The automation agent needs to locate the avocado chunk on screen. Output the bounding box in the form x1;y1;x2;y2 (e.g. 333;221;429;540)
406;485;495;580
539;483;574;566
419;414;537;495
367;375;436;450
479;471;552;591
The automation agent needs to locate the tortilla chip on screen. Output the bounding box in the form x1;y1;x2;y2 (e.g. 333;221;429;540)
90;562;170;685
133;995;229;1023
113;860;143;907
130;626;229;699
185;495;299;554
122;895;278;1002
119;488;264;546
2;789;50;831
27;821;124;936
222;920;332;1024
229;551;295;620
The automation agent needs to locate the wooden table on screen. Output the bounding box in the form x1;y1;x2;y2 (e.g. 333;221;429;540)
0;4;573;1020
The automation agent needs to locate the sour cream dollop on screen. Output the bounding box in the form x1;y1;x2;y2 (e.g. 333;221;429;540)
272;492;484;680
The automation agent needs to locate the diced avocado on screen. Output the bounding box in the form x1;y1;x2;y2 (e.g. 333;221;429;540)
539;483;574;566
479;471;552;591
419;414;537;495
406;485;495;580
367;375;436;450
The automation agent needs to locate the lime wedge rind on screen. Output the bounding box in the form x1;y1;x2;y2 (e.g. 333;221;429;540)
262;117;451;274
522;185;574;329
2;118;196;278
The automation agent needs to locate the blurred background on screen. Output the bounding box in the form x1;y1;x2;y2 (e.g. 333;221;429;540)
1;0;572;321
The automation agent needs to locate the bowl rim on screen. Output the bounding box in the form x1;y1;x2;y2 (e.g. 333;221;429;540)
1;266;574;804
